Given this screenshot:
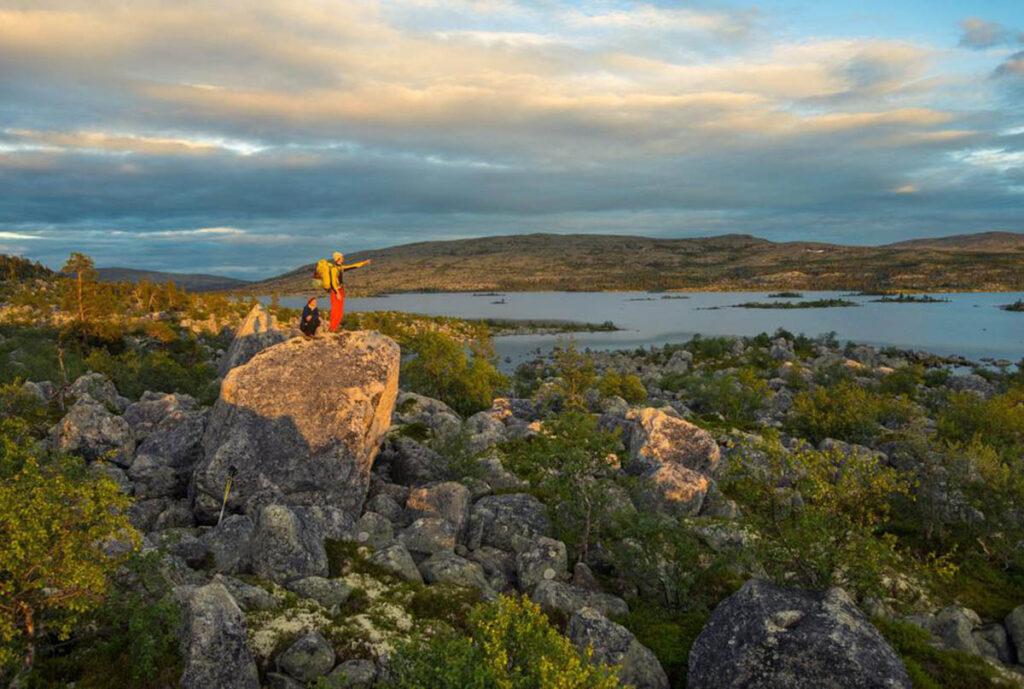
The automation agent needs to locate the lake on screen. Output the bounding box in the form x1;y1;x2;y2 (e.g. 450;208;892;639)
275;291;1024;367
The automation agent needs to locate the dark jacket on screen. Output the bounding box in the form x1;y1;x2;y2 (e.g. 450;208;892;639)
300;305;321;335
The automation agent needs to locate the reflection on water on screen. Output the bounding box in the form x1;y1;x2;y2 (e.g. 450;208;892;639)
274;291;1024;367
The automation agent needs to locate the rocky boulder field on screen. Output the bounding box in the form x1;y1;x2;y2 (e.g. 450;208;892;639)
15;307;1024;688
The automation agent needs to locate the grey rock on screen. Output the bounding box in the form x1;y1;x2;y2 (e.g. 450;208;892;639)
325;658;377;688
277;631;335;683
406;481;471;536
50;395;135;467
1005;605;1024;663
381;436;447;486
515;537;568;592
636;463;711;517
531;580;629;619
393;391;462;437
353;511;394;550
286;576;352;611
123;391;197;441
128;497;169;532
572;561;603;593
201;514;255;574
69;372;121;410
468;546;516;592
932;605;982;655
625;407;720;474
219;303;290;376
466;493;551;551
688;579;911;689
179;581;259;689
398;517;456;557
418;551;493;594
214;574;276;612
369;543;423;583
128;409;207;498
266;672;304;689
477;454;527;491
568;606;670;689
153;502;195;530
193;331;400;522
973;623;1013;664
365;492;405;525
250;504;328;584
21;380;54;402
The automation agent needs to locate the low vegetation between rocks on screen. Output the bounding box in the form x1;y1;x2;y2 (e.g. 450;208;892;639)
2;254;1024;689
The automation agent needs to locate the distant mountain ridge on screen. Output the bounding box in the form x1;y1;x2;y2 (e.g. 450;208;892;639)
96;267;252;293
243;231;1024;295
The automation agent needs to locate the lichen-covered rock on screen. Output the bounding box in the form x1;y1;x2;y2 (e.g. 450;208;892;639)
69;372;122;410
468;546;516;592
325;658;377;688
417;551;493;594
369;543;423;583
398;517;456;557
393;391;462;437
973;623;1013;664
193;331;399;522
353;511;394;550
515;537;568;592
688;579;911;689
466;493;551;551
214;574;276;612
201;514;254;574
1005;605;1024;662
286;576;352;612
50;394;135;467
531;580;629;619
932;605;982;655
128;408;207;499
568;607;669;689
380;436;448;486
123;391;198;441
219;303;290;376
277;631;335;683
637;463;711;517
625;407;720;474
405;481;471;537
365;492;405;525
250;504;329;584
179;581;259;689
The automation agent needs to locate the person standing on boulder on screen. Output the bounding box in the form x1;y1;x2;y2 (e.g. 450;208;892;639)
316;251;371;332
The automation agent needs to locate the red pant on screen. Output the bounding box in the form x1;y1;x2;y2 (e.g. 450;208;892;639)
329;287;346;331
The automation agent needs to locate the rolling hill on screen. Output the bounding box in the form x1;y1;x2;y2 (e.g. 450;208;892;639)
242;231;1024;296
96;267;252;293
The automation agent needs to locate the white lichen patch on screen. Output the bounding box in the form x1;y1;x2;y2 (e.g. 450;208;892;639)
247;602;331;661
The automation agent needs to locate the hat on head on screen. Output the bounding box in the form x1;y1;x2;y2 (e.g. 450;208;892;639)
332;251;344;262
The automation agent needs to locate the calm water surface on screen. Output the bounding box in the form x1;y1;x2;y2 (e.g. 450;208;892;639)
276;291;1024;366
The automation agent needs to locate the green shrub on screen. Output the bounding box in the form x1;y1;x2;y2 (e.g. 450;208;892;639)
597;371;647;404
722;435;914;599
873;617;1013;689
548;341;597;410
0;418;138;677
617;604;708;689
401;331;507;416
0;382;58;437
384;594;622;689
502;412;623;561
787;381;883;444
685;335;735;364
661;368;767;429
880;365;924;397
937;388;1024;456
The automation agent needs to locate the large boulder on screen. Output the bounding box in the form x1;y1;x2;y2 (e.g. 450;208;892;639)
568;607;669;689
250;504;330;584
123;391;199;441
179;581;259;689
636;463;711;517
688;579;911;689
531;580;629;619
218;303;290;376
625;408;720;474
128;409;207;499
466;493;551;551
277;631;335;683
69;372;124;410
405;482;471;537
50;395;135;467
192;331;400;522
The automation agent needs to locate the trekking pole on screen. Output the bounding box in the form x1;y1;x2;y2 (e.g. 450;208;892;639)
217;465;238;527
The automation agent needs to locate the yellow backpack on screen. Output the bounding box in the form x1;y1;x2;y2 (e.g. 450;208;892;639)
314;259;332;290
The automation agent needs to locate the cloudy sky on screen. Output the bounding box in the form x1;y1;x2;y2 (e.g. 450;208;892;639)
1;0;1023;278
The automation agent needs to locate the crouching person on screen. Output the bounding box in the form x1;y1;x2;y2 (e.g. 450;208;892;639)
300;297;321;338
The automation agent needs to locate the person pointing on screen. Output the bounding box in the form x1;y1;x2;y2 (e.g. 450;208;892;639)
322;251;370;332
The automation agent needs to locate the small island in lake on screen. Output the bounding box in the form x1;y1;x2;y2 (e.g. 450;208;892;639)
732;298;859;309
